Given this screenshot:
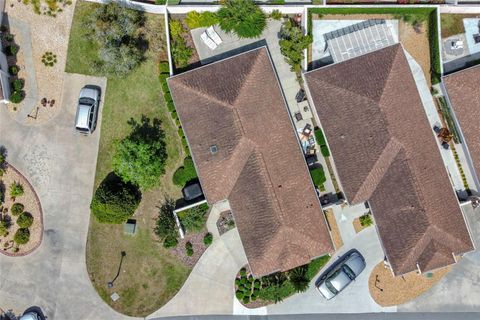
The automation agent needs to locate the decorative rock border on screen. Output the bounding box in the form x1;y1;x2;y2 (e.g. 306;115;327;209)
0;163;43;256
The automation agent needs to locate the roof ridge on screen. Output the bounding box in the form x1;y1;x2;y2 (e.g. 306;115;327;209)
170;78;236;110
232;48;265;105
222;137;256;199
352;137;403;203
378;44;404;105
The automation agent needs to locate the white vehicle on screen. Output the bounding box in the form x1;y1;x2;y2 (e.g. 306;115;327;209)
20;312;41;320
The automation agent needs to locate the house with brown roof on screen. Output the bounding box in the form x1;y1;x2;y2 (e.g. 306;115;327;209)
304;44;474;276
443;65;480;193
168;47;334;277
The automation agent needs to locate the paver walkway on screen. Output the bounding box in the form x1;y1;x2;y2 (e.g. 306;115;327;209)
0;74;130;320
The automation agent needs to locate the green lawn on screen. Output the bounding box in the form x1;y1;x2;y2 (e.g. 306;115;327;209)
66;1;188;316
441;14;480;38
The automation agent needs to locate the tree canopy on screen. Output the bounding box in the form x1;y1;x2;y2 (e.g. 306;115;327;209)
217;0;266;39
279;19;312;73
84;2;146;76
91;173;141;224
112;116;167;190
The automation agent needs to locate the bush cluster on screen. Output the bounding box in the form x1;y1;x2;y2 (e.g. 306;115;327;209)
41;51;58;67
235;255;330;305
217;0;266;39
90;173;141;224
279;19;312;73
83;2;146;76
169;19;193;69
0;220;9;237
172;157;197;187
11;203;24;216
178;203;209;233
359;213;374;227
185;11;219;29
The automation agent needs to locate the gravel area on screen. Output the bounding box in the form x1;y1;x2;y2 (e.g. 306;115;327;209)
0;164;43;256
4;0;76;124
169;229;209;269
325;209;343;249
369;261;451;307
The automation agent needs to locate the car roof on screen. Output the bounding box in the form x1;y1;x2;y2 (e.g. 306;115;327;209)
329;268;351;291
344;252;365;276
76;104;91;129
80;86;99;100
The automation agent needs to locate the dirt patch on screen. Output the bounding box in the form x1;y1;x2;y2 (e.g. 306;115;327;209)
4;0;76;124
441;14;480;38
0;164;43;256
369;261;451;307
353;217;366;233
324;209;343;249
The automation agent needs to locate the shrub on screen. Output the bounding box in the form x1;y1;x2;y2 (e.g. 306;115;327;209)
172;157;198;187
84;2;146;76
6;45;18;56
279;19;312;73
203;232;213;246
185;11;219;29
235;290;244;299
0;220;9;237
314;127;326;146
90;173;141;224
8;66;18;76
178;203;209;233
270;9;283;20
17;212;34;228
113;117;167;190
242;296;250;304
240;268;247;277
163;234;179;248
12;79;24;92
9;182;24;198
5;33;13;42
185;241;194;256
288;266;309;293
310;167;326;187
167;100;175;112
360;214;374;227
41;51;57;67
11;203;24;216
13;228;30;245
217;0;266;39
155;198;177;238
320;144;330;157
9;91;24;104
177;127;185;138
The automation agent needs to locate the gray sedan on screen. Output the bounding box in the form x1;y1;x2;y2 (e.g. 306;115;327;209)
316;249;366;300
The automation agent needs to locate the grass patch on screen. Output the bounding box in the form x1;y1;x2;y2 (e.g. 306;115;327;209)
440;14;480;38
307;7;441;84
67;1;187;316
310;166;326;188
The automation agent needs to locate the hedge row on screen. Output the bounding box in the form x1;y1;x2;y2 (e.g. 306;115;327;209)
159;61;189;155
314;127;330;157
307;7;441;84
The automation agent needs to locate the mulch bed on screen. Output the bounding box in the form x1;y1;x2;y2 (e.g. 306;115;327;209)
169;228;210;269
324;209;343;249
216;210;235;236
0;163;43;256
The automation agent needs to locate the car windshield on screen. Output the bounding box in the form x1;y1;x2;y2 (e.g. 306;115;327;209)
76;126;89;132
79;97;94;105
343;264;356;280
325;278;339;294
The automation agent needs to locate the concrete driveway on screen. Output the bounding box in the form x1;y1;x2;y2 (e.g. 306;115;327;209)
0;73;131;319
266;225;396;314
148;228;248;318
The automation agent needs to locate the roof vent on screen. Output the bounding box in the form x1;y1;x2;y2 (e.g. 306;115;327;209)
210;145;218;154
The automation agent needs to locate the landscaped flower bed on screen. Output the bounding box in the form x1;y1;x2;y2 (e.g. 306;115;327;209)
0;164;43;256
235;255;330;307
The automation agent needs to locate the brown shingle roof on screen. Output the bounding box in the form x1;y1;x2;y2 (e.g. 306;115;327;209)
305;44;474;276
168;47;334;276
444;65;480;187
